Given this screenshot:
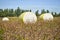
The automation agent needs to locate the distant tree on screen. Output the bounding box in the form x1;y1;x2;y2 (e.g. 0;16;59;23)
41;9;46;14
0;9;3;12
57;13;60;17
35;10;39;16
55;12;57;15
24;10;30;12
3;9;9;17
46;10;49;13
15;7;31;17
30;10;31;12
9;9;13;13
51;12;54;15
15;7;22;17
55;12;57;16
21;10;25;13
21;10;31;13
59;13;60;16
8;9;14;17
0;9;3;17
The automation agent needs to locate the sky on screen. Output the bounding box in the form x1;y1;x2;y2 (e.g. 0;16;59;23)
0;0;60;13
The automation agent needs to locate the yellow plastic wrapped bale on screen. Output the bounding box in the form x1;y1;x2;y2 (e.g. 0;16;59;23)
2;17;9;21
19;12;37;24
39;13;53;21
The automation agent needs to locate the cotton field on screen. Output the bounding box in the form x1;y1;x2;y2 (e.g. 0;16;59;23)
0;11;60;40
0;17;60;40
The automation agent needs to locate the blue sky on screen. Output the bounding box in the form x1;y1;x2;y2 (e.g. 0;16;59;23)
0;0;60;13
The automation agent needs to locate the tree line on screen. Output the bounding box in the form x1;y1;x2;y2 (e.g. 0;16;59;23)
0;7;31;17
35;9;60;17
0;7;60;17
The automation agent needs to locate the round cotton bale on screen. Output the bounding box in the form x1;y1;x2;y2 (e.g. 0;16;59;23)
2;17;9;21
19;12;37;24
39;13;53;21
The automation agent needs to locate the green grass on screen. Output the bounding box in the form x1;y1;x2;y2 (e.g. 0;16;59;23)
0;17;60;40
